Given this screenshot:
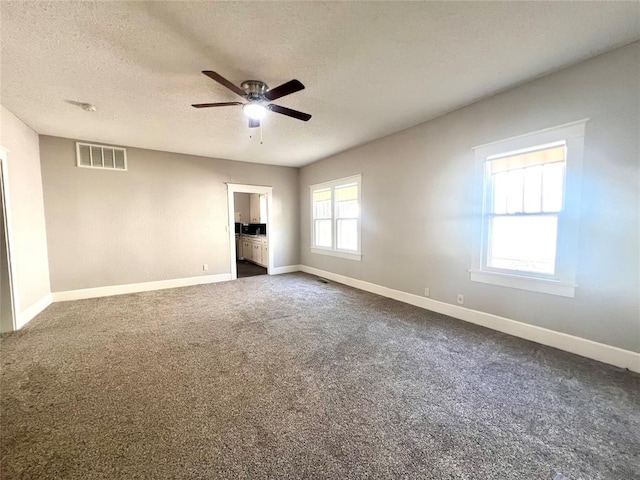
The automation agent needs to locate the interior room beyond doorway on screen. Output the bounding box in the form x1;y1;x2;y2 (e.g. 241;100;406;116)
234;191;268;278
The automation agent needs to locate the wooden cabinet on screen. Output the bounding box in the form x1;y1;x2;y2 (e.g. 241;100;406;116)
261;238;267;266
252;242;261;265
240;235;268;268
249;194;266;223
242;238;251;261
249;194;259;222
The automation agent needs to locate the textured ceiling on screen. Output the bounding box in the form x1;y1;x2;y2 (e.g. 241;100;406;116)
1;1;639;167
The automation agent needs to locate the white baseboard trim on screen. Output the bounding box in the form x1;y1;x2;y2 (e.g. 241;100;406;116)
16;294;52;329
51;273;232;302
299;265;640;373
269;265;302;275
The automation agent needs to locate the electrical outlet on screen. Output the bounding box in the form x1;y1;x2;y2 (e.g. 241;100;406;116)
203;264;209;271
457;294;464;305
424;287;430;297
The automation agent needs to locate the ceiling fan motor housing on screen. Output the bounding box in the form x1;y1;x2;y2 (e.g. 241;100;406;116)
241;80;269;102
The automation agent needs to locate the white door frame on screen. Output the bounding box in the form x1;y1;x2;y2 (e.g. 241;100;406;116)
226;183;274;280
0;147;18;332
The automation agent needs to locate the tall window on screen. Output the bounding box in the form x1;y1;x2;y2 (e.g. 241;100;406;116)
310;174;361;260
471;120;587;297
485;143;565;275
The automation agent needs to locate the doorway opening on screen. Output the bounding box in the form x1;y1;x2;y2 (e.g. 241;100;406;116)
236;258;267;278
226;184;273;280
0;148;17;333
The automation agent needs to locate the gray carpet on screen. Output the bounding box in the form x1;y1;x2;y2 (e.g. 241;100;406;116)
1;273;638;479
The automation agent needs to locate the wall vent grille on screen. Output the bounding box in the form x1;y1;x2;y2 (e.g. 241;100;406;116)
76;142;127;171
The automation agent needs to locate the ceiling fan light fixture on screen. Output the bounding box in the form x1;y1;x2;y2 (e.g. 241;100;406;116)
243;103;267;120
193;71;311;123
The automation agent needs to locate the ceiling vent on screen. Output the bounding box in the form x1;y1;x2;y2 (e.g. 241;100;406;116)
76;142;127;171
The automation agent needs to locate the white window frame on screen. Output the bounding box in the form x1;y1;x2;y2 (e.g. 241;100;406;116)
310;174;362;261
470;119;588;297
76;142;128;171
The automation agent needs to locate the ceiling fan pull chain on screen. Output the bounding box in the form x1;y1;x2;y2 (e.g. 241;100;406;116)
260;123;264;145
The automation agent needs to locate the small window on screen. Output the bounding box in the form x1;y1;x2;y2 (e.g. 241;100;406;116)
470;120;588;297
76;142;127;171
310;174;361;261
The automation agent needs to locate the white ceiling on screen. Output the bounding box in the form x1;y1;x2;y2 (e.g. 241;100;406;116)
1;1;639;167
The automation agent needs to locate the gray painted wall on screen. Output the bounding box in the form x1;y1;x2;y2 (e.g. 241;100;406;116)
0;106;51;314
39;136;299;292
299;42;640;352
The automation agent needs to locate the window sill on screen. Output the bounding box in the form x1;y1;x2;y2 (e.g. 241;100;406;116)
311;248;361;261
469;269;575;297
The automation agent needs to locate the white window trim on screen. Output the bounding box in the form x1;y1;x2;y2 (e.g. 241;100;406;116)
470;119;589;297
76;142;128;171
310;174;362;261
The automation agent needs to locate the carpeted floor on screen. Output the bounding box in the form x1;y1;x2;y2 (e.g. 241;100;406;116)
1;273;638;479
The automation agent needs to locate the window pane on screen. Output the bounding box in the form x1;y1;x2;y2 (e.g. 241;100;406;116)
313;199;331;219
335;184;357;202
103;148;115;168
114;149;126;169
336;199;359;218
489;143;566;215
314;219;332;248
79;144;91;166
489;144;565;173
313;190;332;219
542;162;564;212
523;165;542;213
506;169;523;213
313;189;331;202
492;171;508;214
335;184;358;219
337;219;357;251
91;146;102;167
487;215;557;274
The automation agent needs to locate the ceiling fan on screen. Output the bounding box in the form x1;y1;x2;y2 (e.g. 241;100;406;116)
192;71;312;128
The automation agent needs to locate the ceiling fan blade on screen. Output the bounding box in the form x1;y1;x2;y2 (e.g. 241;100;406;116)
202;71;246;97
191;102;243;108
249;118;260;128
265;79;305;101
268;104;312;122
